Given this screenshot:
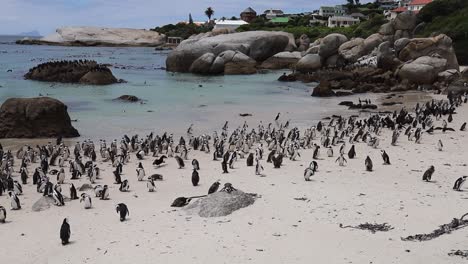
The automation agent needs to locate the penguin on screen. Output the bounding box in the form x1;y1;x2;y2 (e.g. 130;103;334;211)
461;122;466;131
152;155;167;166
60;218;71;245
0;206;6;223
348;145;356;159
136;150;145;160
9;192;21;210
150;174;163;181
20;167;28;184
69;184;78;200
147;178;156;192
365;156;373;171
113;170;122;184
275;113;280;121
53;185;65;206
381;150;391;165
246;153;254;166
437;139;443;151
422;166;435;182
448;113;453;123
80;193;92;209
255;159;264;175
100;185;109;200
192;159;200;170
313;145;320;160
119;179;130;192
453;176;467;191
171;195;206;207
57;168;65;184
309;161;318;173
116;203;129;221
304;167;314;181
221;161;229;174
136;165;145;181
272;154;283;169
175;156;185;169
327;147;333;157
267;150;276;163
208;181;220;194
13;181;22;195
335;154;347;166
191;169;199;186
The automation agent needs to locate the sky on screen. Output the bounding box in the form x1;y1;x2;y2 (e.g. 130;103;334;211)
0;0;371;36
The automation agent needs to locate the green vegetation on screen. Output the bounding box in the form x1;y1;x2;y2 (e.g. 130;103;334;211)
151;23;212;40
205;7;214;21
417;0;468;64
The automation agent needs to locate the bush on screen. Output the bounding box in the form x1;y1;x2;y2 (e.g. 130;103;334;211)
151;23;212;40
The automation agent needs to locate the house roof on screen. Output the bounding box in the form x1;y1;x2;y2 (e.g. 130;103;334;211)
264;9;284;14
328;16;360;22
242;7;257;14
391;6;408;12
270;17;289;23
409;0;432;5
350;12;365;17
215;20;248;26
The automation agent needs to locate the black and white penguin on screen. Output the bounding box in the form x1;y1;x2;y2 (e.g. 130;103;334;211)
136;150;145;160
309;161;318;173
313;145;320;160
255;159;264;175
116;203;129;221
175;156;185;169
136;164;145;181
53;185;65;206
80;193;92;209
147;178;156;192
113;170;122;184
246;153;254;166
365;156;373;171
327;147;333;157
304;167;314;181
381;150;391;165
208;181;220;194
119;180;130;192
221;161;229;174
13;181;22;195
422;166;435;182
60;218;71;245
20;167;28;184
191;169;199;186
101;185;109;200
453;176;467;191
0;206;6;223
9;192;21;210
335;154;347;166
437;139;443;151
153;155;167;166
348;145;356;159
192;159;200;170
272;154;283;169
57;168;65;184
460;122;466;131
69;184;78;200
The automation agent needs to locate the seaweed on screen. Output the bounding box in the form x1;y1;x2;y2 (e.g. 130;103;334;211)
339;222;394;233
448;250;468;259
402;213;468;242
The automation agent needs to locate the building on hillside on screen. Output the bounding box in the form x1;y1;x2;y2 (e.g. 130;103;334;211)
350;13;367;20
319;5;347;17
309;14;328;26
166;37;183;46
407;0;433;12
334;5;347;16
389;6;407;19
240;7;257;23
270;17;289;24
264;9;284;19
328;16;360;28
213;19;248;31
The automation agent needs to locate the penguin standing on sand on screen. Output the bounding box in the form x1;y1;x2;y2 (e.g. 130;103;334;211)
246;153;254;166
147;178;156;192
175;156;185;169
336;154;347;166
437;139;443;151
208;181;220;194
13;181;22;195
348;145;356;159
9;192;21;210
136;163;145;181
53;185;65;206
313;144;320;160
365;156;373;171
255;158;264;176
69;184;78;200
0;206;6;223
80;193;92;209
453;176;467;191
100;185;109;200
20;167;28;184
191;169;200;186
381;150;391;165
309;161;318;173
153;155;167;167
304;167;314;181
327;147;333;157
113;170;122;184
221;161;229;173
460;122;466;131
192;159;200;170
60;218;71;245
119;180;130;192
57;168;65;184
116;203;129;221
422;166;435;182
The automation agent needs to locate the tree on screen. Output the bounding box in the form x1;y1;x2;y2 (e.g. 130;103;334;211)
355;0;360;5
205;7;214;21
189;13;193;24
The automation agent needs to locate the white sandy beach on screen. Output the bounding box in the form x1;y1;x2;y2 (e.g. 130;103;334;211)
2;95;468;264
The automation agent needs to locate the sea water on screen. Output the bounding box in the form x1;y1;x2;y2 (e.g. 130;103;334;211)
0;35;367;141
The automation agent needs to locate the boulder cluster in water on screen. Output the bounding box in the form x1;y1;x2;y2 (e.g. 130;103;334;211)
24;59;119;85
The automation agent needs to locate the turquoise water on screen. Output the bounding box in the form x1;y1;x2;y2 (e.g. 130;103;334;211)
0;36;365;140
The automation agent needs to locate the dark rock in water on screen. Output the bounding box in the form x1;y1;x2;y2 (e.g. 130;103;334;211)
339;101;354;106
278;73;297;82
184;190;256;217
0;97;79;138
382;102;402;106
24;60;118;85
239;113;253;117
349;104;377;110
311;80;335;97
335;91;353;97
114;95;141;102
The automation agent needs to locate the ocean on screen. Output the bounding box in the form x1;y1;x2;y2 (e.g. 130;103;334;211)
0;35;368;141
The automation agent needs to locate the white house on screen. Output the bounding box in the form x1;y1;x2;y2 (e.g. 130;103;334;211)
263;9;284;19
213;20;248;31
328;16;360;28
407;0;432;12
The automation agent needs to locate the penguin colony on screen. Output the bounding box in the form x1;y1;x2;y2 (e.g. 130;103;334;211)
0;92;467;246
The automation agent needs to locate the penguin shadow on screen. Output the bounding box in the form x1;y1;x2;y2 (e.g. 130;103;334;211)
153;164;167;168
65;241;77;246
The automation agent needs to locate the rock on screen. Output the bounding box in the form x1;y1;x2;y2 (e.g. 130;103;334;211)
0;97;79;138
339;38;365;63
32;196;56;212
394;38;410;56
362;33;384;54
398;34;459;70
296;54;322;73
209;56;225;74
339;101;354;106
325;54;345;68
260;52;302;69
377;42;402;71
311;80;335;97
114;95;141;102
79;183;94;191
393;11;417;31
224;52;257;75
379;22;395;36
335;91;354;96
184;190;256;217
17;26;166;47
305;45;320;55
398;63;438;84
25;60;118;85
296;34;311;52
278;73;297;82
189;53;216;74
166;31;295;73
352;83;377;93
413;55;448;73
394;30;411;40
319;33;348;60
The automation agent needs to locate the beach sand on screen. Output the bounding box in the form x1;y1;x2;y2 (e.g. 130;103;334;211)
2;95;468;264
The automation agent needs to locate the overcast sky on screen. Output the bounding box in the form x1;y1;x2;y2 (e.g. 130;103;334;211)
0;0;371;35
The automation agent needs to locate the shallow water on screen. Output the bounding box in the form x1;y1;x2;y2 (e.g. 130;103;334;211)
0;36;404;143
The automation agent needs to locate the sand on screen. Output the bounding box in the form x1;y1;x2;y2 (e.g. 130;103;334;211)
2;95;468;264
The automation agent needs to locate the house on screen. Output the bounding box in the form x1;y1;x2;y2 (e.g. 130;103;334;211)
309;14;328;26
407;0;433;12
328;16;360;28
213;19;248;31
264;9;284;19
240;7;257;23
319;5;347;17
389;6;407;19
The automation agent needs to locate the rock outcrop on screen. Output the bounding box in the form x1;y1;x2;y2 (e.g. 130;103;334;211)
311;80;335;97
0;97;79;138
25;60;118;85
260;51;302;69
114;95;141;102
184;189;256;217
296;54;322;73
16;27;166;47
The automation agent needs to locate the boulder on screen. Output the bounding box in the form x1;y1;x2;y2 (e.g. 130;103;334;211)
319;33;348;60
209;56;225;74
393;11;417;31
189;53;216;74
339;38;365;62
296;34;311;52
379;22;395;36
184;190;256;217
0;97;79;138
446;78;468;96
438;69;460;83
324;54;345;68
114;95;141;102
166;31;295;73
362;33;384;54
79;70;117;85
260;52;302;69
398;62;439;84
296;54;322;73
377;41;402;71
311;80;335;97
394;30;411;40
305;45;320;55
224;52;257;75
394;38;410;56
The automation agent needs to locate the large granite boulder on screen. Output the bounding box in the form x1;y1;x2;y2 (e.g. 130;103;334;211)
166;31;296;73
377;42;402;71
398;34;459;70
296;54;322;73
25;60;118;85
224;52;257;75
311;80;335;97
398;55;448;84
17;26;166;47
184;190;256;217
319;33;348;60
339;38;365;63
0;97;79;138
189;53;216;74
393;11;417;31
296;34;311;52
260;51;302;69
